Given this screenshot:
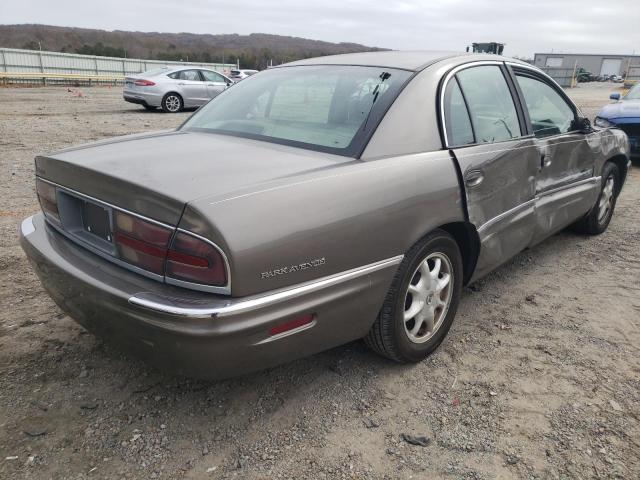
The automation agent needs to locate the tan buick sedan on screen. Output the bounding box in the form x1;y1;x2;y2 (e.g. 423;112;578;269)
21;51;630;379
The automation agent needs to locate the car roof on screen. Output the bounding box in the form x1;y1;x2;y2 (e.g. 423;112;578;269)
278;50;531;72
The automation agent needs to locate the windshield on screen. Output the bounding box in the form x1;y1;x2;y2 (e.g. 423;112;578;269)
181;65;412;156
625;84;640;100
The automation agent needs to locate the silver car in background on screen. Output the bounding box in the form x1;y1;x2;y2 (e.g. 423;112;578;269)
123;67;233;113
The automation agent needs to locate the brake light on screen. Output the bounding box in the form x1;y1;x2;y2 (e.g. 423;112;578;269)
165;232;227;286
114;211;172;275
134;79;155;86
36;178;60;223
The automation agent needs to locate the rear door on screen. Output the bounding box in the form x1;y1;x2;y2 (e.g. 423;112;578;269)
442;63;539;280
176;69;208;106
200;70;228;99
510;67;599;244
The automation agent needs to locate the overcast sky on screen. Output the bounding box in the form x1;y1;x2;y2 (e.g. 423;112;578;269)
2;0;639;57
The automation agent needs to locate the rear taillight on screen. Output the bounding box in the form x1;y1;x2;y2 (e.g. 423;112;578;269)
166;232;227;287
134;79;156;86
114;211;172;275
36;178;60;223
114;212;227;287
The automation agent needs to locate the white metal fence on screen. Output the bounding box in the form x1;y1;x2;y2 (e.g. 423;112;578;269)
540;67;576;88
0;47;236;84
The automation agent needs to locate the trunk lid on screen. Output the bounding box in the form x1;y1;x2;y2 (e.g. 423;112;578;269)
36;130;350;225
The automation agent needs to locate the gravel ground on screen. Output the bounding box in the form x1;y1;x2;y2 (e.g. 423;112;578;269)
0;82;639;480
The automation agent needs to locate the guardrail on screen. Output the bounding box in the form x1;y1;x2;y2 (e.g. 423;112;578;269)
0;71;124;86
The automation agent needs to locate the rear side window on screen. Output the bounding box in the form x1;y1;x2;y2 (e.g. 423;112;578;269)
444;79;475;146
176;70;202;81
455;66;521;143
515;74;575;137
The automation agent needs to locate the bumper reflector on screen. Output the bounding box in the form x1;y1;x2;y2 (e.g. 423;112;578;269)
268;314;314;336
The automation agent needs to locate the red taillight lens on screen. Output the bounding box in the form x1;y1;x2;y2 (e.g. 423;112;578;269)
166;232;227;286
114;211;172;275
134;79;155;86
36;178;60;222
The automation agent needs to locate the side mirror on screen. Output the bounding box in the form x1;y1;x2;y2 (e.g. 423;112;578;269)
610;92;621;101
573;117;592;133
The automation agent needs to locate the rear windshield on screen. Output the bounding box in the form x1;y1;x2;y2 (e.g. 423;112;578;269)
181;65;412;157
141;67;171;77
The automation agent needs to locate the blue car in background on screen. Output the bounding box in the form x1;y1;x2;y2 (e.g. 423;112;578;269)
595;84;640;158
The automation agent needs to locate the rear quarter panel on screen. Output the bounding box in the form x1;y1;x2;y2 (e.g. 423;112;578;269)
181;151;464;297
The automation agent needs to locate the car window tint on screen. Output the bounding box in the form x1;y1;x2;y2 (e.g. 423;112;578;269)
201;70;224;82
167;72;179;79
445;79;475;146
516;74;575;137
456;66;521;143
179;70;202;81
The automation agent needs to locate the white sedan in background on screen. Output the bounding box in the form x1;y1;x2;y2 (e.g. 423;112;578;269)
123;67;233;113
229;69;259;81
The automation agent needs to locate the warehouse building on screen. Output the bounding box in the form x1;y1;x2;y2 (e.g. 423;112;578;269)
533;53;640;77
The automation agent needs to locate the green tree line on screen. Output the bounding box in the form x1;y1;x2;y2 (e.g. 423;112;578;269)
22;41;328;69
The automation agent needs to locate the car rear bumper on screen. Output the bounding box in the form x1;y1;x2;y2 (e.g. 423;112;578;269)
123;90;162;107
20;214;399;379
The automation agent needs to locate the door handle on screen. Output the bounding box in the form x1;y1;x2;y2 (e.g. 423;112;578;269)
541;152;552;168
177;82;185;85
464;170;484;187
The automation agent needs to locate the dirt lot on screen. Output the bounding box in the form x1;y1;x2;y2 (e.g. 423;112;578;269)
1;82;639;480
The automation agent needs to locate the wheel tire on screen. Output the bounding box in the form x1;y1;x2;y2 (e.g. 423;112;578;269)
365;229;463;363
143;104;157;111
161;93;183;113
572;162;620;235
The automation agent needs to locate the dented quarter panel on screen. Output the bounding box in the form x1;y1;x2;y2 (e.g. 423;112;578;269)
180;151;464;296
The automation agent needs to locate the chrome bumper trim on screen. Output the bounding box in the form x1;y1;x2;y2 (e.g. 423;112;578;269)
128;255;404;319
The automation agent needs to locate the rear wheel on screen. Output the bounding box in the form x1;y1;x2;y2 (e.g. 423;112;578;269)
573;162;620;235
365;230;463;363
161;93;183;113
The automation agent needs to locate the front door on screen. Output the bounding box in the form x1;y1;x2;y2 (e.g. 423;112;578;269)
177;69;208;106
443;64;539;280
200;70;228;99
511;68;599;244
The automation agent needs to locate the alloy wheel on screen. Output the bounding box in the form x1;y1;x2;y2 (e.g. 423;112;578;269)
403;252;453;344
597;175;615;224
165;95;181;112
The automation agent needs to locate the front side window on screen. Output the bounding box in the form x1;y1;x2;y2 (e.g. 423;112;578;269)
201;70;225;83
181;65;412;156
515;74;575;137
455;66;522;143
624;84;640;100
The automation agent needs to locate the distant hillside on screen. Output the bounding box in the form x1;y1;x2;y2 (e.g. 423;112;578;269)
0;24;386;69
